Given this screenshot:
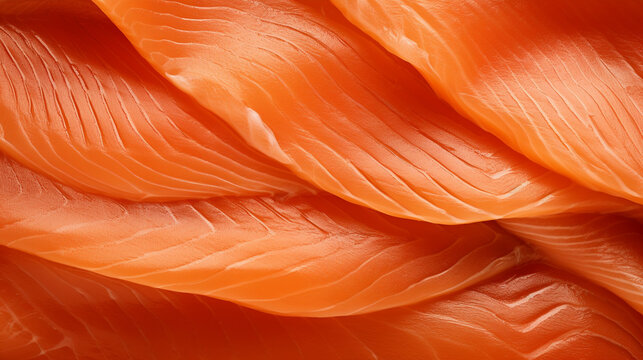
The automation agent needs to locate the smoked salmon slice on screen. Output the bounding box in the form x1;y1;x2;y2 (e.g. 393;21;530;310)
2;247;642;360
0;152;530;316
0;1;641;358
331;0;643;204
87;0;637;224
0;0;309;201
500;214;643;314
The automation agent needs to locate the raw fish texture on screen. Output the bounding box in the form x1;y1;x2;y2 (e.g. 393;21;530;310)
0;0;641;358
331;0;643;203
0;1;309;201
90;0;638;224
500;214;643;314
0;153;530;316
3;247;642;360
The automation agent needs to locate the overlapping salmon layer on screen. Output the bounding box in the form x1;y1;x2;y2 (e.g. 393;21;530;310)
0;1;310;201
331;0;643;203
89;0;639;224
0;0;641;358
0;152;530;316
3;248;642;360
500;214;643;314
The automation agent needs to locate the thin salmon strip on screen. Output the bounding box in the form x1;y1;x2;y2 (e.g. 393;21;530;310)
331;0;643;203
0;152;530;316
500;214;643;314
2;247;642;360
87;0;636;224
0;0;310;201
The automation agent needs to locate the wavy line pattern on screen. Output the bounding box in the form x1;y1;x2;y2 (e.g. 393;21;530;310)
331;0;643;204
0;153;529;316
370;265;643;359
2;249;642;359
90;0;638;224
0;1;310;201
499;214;643;314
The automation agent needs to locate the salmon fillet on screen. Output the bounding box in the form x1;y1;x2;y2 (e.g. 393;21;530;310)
0;0;640;357
3;247;642;360
331;0;643;204
500;214;643;314
0;153;531;316
85;0;639;224
0;0;310;201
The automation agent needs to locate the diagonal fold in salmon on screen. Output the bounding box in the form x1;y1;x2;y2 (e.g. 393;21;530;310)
84;0;640;224
0;0;311;201
331;0;643;204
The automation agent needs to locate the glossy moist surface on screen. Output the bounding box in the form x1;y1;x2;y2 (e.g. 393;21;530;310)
90;0;638;224
0;1;310;201
0;152;531;317
0;0;641;358
331;0;643;203
2;248;642;360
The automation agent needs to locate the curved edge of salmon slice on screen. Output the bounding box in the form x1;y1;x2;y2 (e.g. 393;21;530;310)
0;152;531;317
331;0;643;204
0;0;311;201
90;0;636;224
2;247;642;359
500;214;643;314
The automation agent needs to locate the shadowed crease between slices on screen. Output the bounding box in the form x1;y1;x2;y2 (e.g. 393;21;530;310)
500;214;643;314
